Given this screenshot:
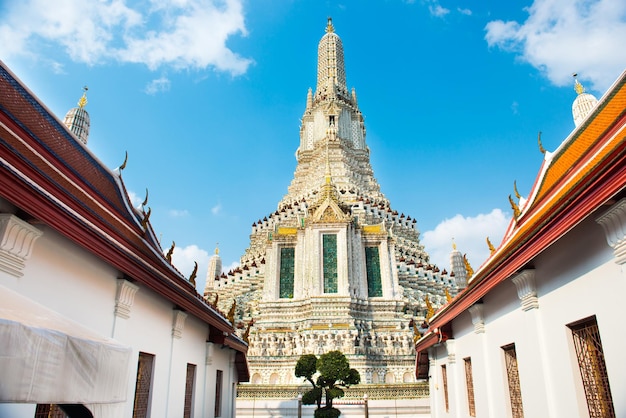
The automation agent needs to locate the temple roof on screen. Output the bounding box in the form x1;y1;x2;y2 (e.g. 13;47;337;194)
415;69;626;355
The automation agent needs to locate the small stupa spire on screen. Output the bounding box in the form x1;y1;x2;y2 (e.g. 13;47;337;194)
63;85;91;145
204;242;223;298
571;73;599;127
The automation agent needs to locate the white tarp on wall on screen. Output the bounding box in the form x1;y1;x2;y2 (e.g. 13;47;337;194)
0;285;131;405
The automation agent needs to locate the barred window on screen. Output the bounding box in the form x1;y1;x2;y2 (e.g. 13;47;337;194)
183;363;196;418
568;316;615;418
322;234;338;293
464;357;476;416
34;404;67;418
133;352;155;418
502;344;524;418
441;365;449;412
365;246;382;297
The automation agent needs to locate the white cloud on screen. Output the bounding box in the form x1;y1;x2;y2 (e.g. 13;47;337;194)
430;4;450;18
485;0;626;91
0;0;252;75
211;203;222;215
170;244;210;292
458;8;472;16
126;189;143;208
168;208;189;217
422;209;510;272
223;261;240;273
145;76;171;94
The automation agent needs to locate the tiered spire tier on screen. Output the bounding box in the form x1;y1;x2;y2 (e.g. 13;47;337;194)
281;18;386;208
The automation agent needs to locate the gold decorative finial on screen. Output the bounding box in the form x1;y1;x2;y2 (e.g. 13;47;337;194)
166;241;175;262
326;17;334;33
509;194;521;218
189;261;198;287
215;242;219;255
463;253;474;278
445;288;452;303
424;295;434;320
538;131;546;154
513;181;521;200
142;188;149;207
119;151;128;171
412;321;421;343
242;320;253;343
325;141;332;185
486;236;496;254
78;86;88;109
227;300;237;324
573;73;585;95
452;238;457;251
140;207;151;230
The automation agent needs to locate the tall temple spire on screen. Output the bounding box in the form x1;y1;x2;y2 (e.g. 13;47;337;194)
316;17;348;98
63;86;91;145
571;73;598;127
284;19;384;208
208;19;456;390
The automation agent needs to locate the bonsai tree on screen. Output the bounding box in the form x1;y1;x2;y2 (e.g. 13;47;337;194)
295;350;361;418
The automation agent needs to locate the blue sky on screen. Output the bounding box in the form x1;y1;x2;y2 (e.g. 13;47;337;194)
1;0;625;291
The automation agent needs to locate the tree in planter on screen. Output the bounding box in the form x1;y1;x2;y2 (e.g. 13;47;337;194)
295;350;361;418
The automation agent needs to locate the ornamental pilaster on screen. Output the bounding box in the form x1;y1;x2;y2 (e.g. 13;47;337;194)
206;342;214;365
0;213;42;278
596;198;626;264
468;304;485;334
511;269;538;311
114;278;139;319
445;339;456;364
172;309;188;339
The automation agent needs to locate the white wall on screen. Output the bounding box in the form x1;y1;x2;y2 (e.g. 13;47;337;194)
428;214;626;418
1;223;241;418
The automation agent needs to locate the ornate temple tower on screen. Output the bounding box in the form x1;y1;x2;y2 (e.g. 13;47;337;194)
572;75;598;127
206;19;460;386
63;87;90;145
203;245;222;296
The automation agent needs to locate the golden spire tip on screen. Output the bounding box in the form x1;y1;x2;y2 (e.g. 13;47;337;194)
573;73;585;95
326;17;334;33
77;85;88;109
